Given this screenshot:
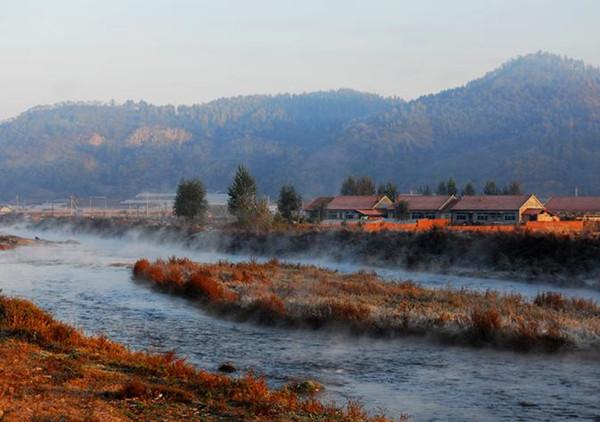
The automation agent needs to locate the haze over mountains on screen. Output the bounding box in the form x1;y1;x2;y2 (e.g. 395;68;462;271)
1;52;599;201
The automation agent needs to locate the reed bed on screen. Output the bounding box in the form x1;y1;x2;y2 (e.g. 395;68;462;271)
133;257;600;352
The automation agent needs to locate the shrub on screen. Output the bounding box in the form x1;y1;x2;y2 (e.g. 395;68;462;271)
254;294;285;317
116;378;149;399
469;307;502;342
534;292;566;311
326;301;371;322
188;271;237;303
133;258;151;277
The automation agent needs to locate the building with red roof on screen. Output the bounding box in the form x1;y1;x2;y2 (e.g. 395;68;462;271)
449;194;545;225
303;195;392;221
545;196;600;220
393;195;457;220
302;197;334;221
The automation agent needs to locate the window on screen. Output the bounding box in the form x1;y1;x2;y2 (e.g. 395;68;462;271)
504;214;516;221
456;214;467;221
477;215;488;221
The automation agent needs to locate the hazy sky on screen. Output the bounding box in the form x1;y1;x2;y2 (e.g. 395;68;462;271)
1;0;599;119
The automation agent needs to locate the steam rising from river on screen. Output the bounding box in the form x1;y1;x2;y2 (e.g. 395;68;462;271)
1;221;600;420
3;220;600;301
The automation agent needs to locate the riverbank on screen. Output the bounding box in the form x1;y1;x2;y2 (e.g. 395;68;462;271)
7;215;600;288
0;295;394;421
132;258;600;353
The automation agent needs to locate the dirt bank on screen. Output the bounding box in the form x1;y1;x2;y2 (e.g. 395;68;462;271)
0;295;395;421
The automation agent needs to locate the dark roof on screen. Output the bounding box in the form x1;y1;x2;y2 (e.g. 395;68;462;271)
545;196;600;213
451;195;534;211
303;197;334;211
394;195;456;211
327;195;388;210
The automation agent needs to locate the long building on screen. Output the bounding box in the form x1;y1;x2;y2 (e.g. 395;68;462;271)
394;195;457;220
545;196;600;221
449;195;546;225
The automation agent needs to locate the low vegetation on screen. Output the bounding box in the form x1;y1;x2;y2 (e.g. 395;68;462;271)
206;229;600;287
133;258;600;353
0;234;37;250
0;295;396;421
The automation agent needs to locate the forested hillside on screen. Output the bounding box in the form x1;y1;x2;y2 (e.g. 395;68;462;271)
335;52;600;196
1;52;599;201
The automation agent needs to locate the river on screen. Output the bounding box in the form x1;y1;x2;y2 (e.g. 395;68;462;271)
1;224;599;421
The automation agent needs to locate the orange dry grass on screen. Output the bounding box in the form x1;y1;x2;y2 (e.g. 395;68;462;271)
133;258;600;352
0;295;398;421
0;234;37;251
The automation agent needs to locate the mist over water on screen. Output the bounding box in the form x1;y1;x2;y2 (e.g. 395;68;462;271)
1;224;600;420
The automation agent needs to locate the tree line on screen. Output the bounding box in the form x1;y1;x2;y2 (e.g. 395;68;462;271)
424;179;523;196
173;165;302;227
175;170;526;226
339;175;523;199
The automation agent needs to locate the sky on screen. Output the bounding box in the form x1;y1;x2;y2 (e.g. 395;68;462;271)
1;0;599;120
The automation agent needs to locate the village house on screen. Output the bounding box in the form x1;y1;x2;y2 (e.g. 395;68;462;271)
302;197;334;222
545;196;600;221
393;195;457;220
325;195;392;220
304;195;392;221
449;195;546;225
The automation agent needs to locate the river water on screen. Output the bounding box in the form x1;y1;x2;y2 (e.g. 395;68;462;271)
1;225;599;421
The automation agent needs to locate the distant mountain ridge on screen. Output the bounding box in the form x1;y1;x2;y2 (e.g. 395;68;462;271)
1;52;599;201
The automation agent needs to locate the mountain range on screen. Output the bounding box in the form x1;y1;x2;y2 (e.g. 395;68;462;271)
1;51;599;201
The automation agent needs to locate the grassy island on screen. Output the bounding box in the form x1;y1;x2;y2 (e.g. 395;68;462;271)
133;258;600;353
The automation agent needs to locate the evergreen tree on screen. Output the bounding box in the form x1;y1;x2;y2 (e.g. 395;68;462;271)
462;183;476;196
483;180;500;195
173;178;208;221
355;176;376;195
277;185;302;222
503;181;522;195
446;177;458;195
377;181;398;201
341;175;375;195
340;176;357;195
436;182;448;195
227;165;258;223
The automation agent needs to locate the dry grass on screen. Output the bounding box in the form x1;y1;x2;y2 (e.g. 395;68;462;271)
133;258;600;352
0;295;398;421
0;234;37;250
